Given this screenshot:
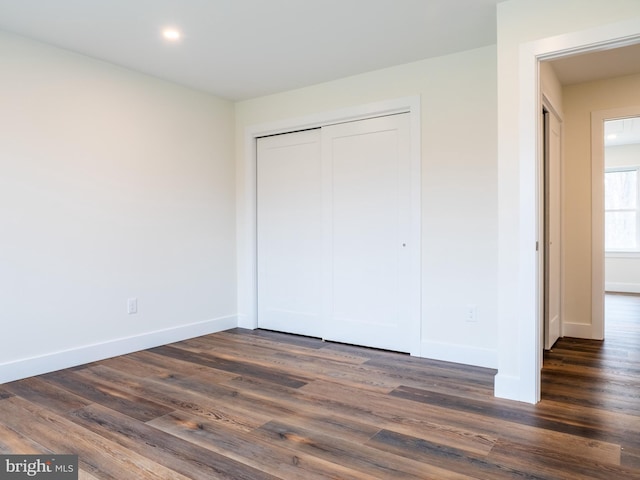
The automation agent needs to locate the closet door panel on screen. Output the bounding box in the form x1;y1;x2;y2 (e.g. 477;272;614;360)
256;129;322;337
322;113;412;352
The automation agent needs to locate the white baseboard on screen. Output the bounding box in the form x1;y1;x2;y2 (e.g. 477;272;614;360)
236;313;257;330
0;315;237;384
562;322;593;339
494;373;530;403
605;282;640;294
419;340;498;369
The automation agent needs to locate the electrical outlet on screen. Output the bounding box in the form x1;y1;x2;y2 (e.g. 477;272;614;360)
127;298;138;315
466;304;477;322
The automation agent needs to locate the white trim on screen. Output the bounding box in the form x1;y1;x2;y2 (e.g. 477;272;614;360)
591;111;606;341
517;40;541;404
420;341;497;369
592;106;640;340
242;99;419;138
494;374;522;400
562;322;595;339
605;282;640;294
541;94;563;123
238;97;422;356
0;315;237;384
502;16;640;404
606;251;640;258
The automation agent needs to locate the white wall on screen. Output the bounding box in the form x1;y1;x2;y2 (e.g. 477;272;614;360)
540;62;563;117
497;0;640;402
0;30;237;382
604;142;640;293
236;46;499;368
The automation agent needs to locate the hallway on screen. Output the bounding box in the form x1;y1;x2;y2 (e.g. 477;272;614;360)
542;293;640;469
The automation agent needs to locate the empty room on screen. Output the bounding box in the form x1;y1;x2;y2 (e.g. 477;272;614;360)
1;1;640;478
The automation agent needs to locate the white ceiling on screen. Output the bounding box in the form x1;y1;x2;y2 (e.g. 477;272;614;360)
3;1;638;104
549;42;640;87
0;0;507;101
546;43;640;147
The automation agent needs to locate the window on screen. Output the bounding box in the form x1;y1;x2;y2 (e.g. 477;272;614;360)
605;167;640;251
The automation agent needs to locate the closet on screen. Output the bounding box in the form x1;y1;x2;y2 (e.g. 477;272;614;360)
257;113;413;353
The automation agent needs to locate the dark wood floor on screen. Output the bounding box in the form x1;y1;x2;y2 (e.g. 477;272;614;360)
1;294;639;479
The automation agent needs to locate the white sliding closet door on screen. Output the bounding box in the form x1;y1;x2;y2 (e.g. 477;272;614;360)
257;129;323;337
257;113;414;353
322;114;412;352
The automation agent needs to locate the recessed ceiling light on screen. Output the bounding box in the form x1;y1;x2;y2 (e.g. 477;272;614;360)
162;28;181;41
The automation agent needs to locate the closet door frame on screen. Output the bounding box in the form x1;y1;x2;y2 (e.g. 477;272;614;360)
239;96;422;356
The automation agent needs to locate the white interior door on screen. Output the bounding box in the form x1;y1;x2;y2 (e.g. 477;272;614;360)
257;129;323;337
544;109;562;350
322;113;413;352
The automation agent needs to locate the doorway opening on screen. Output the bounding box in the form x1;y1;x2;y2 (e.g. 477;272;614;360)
496;16;640;404
538;49;640;391
602;115;640;297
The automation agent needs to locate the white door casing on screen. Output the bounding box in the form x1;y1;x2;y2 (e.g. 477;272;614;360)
496;17;640;404
591;105;640;340
241;97;421;355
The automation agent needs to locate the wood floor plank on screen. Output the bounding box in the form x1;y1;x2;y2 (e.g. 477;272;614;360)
219;375;384;444
0;387;14;400
3;376;92;414
78;471;101;480
621;445;640;470
68;403;279;480
97;350;222;380
148;410;373;480
0;420;49;455
39;369;174;422
148;369;300;423
212;330;371;364
0;397;192;480
149;344;311;388
0;293;637;479
256;420;478;480
174;336;403;393
487;438;634;480
295;379;499;457
300;379;622;466
390;385;617;442
223;327;326;350
183;332;369;365
75;365;275;433
365;428;530;480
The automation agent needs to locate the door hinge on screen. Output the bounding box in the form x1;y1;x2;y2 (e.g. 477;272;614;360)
536;241;539;251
